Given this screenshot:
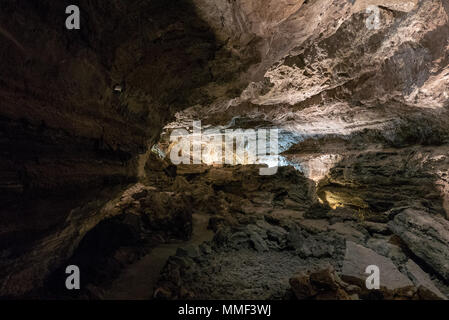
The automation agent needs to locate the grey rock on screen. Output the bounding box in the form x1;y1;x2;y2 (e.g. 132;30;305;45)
363;222;390;235
247;224;267;238
297;236;336;259
366;237;407;264
388;209;449;281
169;256;196;270
297;219;330;233
342;241;413;291
249;232;268;252
405;259;447;300
329;222;367;243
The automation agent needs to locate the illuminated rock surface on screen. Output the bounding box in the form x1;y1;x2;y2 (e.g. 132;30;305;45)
0;0;448;299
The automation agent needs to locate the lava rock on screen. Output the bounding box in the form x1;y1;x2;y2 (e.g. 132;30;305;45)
388;209;449;282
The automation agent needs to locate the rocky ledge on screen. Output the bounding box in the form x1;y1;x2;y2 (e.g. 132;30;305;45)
1;0;448;300
131;158;449;300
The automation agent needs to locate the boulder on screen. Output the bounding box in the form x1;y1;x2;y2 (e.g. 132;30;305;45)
342;241;413;291
388;209;449;281
290;267;354;300
329;222;367;243
405;259;446;300
176;245;201;259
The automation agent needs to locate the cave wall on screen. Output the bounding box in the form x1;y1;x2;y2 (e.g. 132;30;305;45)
1;0;448;298
0;0;255;297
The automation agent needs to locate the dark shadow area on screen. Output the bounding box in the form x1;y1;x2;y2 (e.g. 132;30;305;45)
0;0;256;298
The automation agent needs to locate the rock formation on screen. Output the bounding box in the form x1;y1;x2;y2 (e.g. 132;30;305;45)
0;0;448;300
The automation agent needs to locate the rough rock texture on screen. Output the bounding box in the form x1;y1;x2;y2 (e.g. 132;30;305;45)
1;0;449;299
389;209;449;282
149;164;447;300
290;265;444;300
116;0;449;300
37;183;193;299
161;0;449;221
155;1;449;301
405;259;447;300
317;145;449;215
342;241;413;291
0;0;253;297
151;164;343;300
290;267;355;300
171;0;448;127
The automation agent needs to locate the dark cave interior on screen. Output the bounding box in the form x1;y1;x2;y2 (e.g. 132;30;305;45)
0;0;449;301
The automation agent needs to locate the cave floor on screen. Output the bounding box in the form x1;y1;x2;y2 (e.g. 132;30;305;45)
103;214;213;300
70;162;449;300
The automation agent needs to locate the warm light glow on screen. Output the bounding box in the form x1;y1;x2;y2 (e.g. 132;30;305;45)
323;190;346;210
